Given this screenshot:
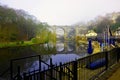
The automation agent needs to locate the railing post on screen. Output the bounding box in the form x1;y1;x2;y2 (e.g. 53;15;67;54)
68;64;70;80
73;61;78;80
50;58;53;80
10;60;13;80
105;51;108;70
117;49;120;62
14;66;22;80
23;73;27;80
59;62;62;80
38;55;42;79
38;55;41;72
33;68;36;80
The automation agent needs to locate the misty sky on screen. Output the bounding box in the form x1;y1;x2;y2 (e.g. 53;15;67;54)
1;0;120;25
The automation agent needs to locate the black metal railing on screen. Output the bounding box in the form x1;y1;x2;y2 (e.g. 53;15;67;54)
0;67;10;77
10;55;42;80
10;48;120;80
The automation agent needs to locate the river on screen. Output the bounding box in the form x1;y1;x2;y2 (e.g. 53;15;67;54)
0;40;88;79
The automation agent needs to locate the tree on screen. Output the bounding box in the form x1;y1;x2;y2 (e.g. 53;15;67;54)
0;5;50;43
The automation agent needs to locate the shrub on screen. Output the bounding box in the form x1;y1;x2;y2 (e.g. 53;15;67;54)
16;41;20;45
31;38;39;43
21;41;24;44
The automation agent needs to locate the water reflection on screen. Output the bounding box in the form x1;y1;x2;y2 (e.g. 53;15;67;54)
28;53;80;71
56;41;64;52
0;41;88;79
67;41;75;51
56;41;76;53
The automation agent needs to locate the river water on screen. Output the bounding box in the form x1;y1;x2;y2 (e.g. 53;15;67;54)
0;41;88;78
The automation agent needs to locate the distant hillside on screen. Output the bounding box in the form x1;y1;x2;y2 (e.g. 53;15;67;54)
73;12;120;33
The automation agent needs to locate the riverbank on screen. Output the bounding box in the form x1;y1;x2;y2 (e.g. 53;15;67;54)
0;41;42;49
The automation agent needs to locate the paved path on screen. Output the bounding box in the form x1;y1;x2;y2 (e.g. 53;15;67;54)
107;67;120;80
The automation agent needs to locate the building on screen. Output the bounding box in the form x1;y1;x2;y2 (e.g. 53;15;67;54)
86;30;97;37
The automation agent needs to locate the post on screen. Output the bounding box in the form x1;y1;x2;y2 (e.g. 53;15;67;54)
10;60;13;80
68;65;70;80
59;62;62;80
73;61;78;80
15;66;22;80
105;51;108;70
38;55;42;79
38;55;41;72
50;58;53;80
33;68;36;80
117;49;120;62
23;73;27;80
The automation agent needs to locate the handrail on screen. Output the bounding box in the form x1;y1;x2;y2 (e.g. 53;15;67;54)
40;60;51;67
11;55;40;61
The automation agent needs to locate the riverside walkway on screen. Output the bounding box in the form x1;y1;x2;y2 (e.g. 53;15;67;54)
107;44;120;80
107;66;120;80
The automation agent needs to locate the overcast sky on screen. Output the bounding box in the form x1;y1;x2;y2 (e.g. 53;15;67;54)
1;0;120;25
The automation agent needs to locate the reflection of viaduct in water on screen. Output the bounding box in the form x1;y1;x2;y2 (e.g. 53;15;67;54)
56;41;76;54
56;41;88;54
51;26;87;54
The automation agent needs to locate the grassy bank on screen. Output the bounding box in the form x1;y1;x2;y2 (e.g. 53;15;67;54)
0;41;41;48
